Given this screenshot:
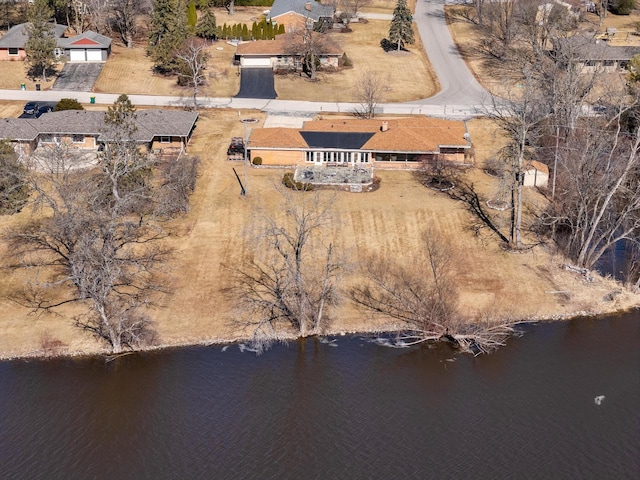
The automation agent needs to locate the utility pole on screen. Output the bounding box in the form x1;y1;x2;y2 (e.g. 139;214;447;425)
552;125;559;200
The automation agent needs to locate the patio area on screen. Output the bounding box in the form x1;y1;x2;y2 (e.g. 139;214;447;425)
294;165;374;188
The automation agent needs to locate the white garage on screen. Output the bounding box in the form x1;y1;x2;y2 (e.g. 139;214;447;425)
240;57;272;67
61;31;111;63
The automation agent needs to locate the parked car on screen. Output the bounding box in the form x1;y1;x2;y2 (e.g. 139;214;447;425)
35;105;53;118
23;102;39;115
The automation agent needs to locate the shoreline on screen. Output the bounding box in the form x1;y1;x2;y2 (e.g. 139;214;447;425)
2;303;638;363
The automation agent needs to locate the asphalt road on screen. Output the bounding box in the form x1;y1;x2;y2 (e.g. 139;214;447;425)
413;0;488;106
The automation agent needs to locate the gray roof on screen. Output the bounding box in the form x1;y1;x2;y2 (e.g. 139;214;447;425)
59;30;112;49
0;22;67;49
554;36;640;62
0;110;198;143
269;0;334;22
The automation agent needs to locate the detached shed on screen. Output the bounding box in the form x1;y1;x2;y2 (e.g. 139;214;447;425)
524;161;549;187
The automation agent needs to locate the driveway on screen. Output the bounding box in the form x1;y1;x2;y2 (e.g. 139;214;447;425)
235;68;277;99
52;63;105;92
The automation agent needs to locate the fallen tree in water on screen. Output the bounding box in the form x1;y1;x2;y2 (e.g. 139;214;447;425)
351;229;518;355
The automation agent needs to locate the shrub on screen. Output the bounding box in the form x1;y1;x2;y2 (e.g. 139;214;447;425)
380;38;394;52
341;52;352;67
611;0;635;15
252;156;262;165
283;172;313;191
54;98;84;111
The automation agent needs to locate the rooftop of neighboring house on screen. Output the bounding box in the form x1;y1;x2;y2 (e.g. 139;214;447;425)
268;0;335;22
0;22;67;49
237;34;342;56
248;117;470;153
554;35;640;61
59;30;112;49
0;110;199;143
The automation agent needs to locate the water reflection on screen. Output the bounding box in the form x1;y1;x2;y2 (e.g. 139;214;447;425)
0;312;638;479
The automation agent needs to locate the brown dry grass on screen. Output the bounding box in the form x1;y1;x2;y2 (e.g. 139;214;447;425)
1;111;637;359
0;61;61;91
445;6;640;96
0;101;29;117
275;20;438;102
94;42;240;98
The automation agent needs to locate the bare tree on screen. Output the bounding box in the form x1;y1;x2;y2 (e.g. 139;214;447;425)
111;0;141;48
484;71;550;249
542;115;640;270
176;40;209;109
353;69;385;119
476;0;518;60
284;30;338;80
338;0;371;22
6;96;199;354
227;185;342;353
352;229;516;354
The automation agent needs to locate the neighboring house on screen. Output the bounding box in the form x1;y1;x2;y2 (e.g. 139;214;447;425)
247;117;472;169
0;22;66;61
0;110;198;156
236;35;342;69
523;161;549;188
554;36;640;73
268;0;335;32
60;30;111;62
0;22;111;62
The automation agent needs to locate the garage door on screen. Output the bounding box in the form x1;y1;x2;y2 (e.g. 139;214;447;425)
69;49;85;62
86;49;102;61
241;57;272;67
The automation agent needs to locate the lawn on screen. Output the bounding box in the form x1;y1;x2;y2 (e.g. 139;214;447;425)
0;61;61;91
445;5;640;96
1;109;635;358
93;42;240;98
275;20;438;102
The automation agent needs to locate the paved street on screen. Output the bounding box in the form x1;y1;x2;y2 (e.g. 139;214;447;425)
0;2;487;119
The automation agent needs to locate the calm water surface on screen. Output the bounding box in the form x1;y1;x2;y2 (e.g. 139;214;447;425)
1;313;639;479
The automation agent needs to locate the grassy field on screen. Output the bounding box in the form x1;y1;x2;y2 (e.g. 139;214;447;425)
0;61;60;91
445;5;640;96
1;109;637;359
275;19;437;102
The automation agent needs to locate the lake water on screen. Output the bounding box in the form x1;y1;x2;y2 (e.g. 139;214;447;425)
1;312;639;479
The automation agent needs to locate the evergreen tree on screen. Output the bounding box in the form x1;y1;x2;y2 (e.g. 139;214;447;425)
388;0;414;52
148;0;189;73
241;24;249;41
196;7;217;40
251;21;258;40
24;0;57;82
277;23;285;35
187;1;197;32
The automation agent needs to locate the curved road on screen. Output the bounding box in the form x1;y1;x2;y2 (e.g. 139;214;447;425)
0;1;487;118
413;0;487;106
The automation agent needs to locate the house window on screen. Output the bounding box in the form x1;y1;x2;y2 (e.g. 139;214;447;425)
585;60;597;67
160;136;171;144
8;48;19;56
361;152;369;163
72;134;84;143
603;60;615;67
305;151;314;162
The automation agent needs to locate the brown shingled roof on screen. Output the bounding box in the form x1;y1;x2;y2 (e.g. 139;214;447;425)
297;117;469;152
248;127;308;148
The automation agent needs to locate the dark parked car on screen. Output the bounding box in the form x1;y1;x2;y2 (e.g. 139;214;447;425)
23;102;39;115
35;105;53;118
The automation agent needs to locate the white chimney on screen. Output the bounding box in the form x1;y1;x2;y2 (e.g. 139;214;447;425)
381;121;388;132
305;2;311;11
